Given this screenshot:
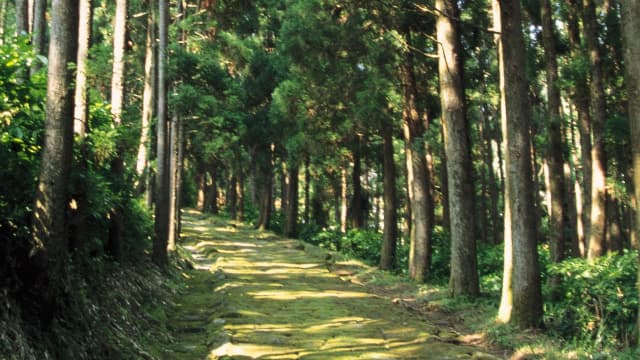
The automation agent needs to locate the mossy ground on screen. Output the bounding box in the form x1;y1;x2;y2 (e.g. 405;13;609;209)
161;210;502;359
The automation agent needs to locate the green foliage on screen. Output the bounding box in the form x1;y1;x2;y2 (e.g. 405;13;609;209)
0;37;46;288
301;227;382;266
545;251;638;352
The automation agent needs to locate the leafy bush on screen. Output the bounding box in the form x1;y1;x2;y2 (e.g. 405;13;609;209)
301;227;382;265
545;251;638;351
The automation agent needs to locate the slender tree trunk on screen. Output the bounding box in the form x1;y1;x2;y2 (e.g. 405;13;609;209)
340;167;348;233
29;0;45;74
136;2;155;196
440;127;450;231
401;30;431;283
379;119;398;270
167;113;180;251
566;0;592;255
204;164;218;214
620;0;640;343
541;0;566;264
0;0;7;44
284;163;299;237
30;0;77;325
437;0;479;297
69;0;92;253
236;167;244;221
15;0;28;35
153;0;169;266
495;0;543;328
106;0;127;261
304;156;310;225
583;0;608;260
256;146;273;231
351;148;365;229
228;173;238;218
196;164;206;212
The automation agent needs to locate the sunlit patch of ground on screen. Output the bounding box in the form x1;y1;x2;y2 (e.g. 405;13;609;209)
165;212;502;360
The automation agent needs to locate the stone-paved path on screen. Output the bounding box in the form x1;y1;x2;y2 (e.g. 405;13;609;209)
164;211;500;360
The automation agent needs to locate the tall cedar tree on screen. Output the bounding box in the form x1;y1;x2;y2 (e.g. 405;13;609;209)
541;0;566;265
401;29;431;282
495;0;543;328
31;0;78;324
154;0;170;266
108;0;128;260
620;0;640;344
436;0;479;297
583;0;608;259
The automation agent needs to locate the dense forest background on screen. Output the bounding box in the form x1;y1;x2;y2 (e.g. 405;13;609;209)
1;0;640;358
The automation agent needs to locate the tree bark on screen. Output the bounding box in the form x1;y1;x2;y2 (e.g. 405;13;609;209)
495;0;543;328
196;163;206;212
256;146;273;231
583;0;608;260
30;0;77;325
620;0;640;343
541;0;566;264
340;167;348;233
69;0;92;253
15;0;28;35
437;0;479;297
401;29;431;283
0;0;7;44
107;0;127;261
379;118;398;270
567;0;592;256
153;0;169;267
30;0;46;74
284;163;299;237
136;1;155;197
167;113;180;251
350;147;366;229
303;155;310;225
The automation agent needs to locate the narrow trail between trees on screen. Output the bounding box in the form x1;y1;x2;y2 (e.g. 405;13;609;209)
164;211;501;359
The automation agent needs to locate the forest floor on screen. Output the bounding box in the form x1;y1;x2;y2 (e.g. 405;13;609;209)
159;210;506;359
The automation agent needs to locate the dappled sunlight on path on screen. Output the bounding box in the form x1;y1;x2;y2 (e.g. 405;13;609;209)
169;211;500;360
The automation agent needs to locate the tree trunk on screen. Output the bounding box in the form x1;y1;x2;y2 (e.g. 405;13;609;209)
30;0;77;325
204;164;219;214
303;156;310;225
583;0;608;260
567;0;592;256
196;164;206;212
620;0;640;343
69;0;92;253
256;146;273;231
29;0;46;74
227;174;238;219
340;167;348;233
236;167;244;221
153;0;169;267
167;113;180;251
284;163;299;237
136;2;155;197
541;0;566;264
0;0;7;45
401;30;431;283
495;0;543;328
437;0;479;297
107;0;127;261
350;148;365;229
379;118;398;270
15;0;28;35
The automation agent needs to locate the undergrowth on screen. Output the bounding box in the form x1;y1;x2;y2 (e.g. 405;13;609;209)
0;257;183;359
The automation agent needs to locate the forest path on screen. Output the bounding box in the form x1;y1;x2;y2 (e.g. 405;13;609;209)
164;211;500;359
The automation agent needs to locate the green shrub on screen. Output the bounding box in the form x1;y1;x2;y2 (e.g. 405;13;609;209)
545;250;638;351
